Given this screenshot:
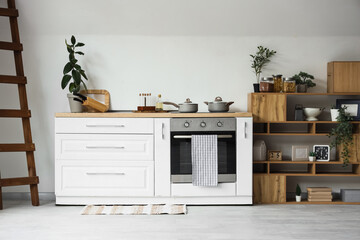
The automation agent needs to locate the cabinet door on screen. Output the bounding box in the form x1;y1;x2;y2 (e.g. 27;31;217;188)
253;175;286;203
236;117;253;198
329;62;360;93
154;118;171;197
248;93;286;122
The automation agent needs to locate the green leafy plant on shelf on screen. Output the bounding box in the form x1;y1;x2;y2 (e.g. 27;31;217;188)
61;35;88;94
291;71;316;88
250;46;277;83
309;152;316;157
296;184;301;196
328;106;353;166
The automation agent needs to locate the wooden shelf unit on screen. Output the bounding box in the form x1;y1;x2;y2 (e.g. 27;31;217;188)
249;92;360;205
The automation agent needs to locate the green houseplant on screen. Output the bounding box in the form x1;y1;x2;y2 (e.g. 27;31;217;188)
296;184;302;202
250;46;276;92
61;35;88;112
291;71;315;93
328;106;353;166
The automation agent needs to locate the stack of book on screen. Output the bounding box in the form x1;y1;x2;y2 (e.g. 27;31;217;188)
307;187;333;202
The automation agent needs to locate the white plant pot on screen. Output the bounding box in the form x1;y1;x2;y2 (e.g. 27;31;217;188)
296;195;301;202
309;156;316;162
331;109;339;122
67;94;84;113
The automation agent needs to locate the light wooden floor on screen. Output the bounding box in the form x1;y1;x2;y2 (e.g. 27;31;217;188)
0;199;359;240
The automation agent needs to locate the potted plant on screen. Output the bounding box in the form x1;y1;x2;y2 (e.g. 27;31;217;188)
61;35;88;113
296;184;302;202
330;105;339;121
328;106;353;166
291;71;316;93
309;152;316;162
250;46;276;92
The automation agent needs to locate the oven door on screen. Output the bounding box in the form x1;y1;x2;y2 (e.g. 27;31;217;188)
170;131;236;183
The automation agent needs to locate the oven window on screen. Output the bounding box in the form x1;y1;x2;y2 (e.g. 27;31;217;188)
171;132;236;175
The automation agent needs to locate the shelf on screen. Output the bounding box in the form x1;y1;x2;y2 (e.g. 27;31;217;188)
253;161;357;165
270;173;314;176
251;92;360;96
314;173;359;177
254;133;328;136
254;121;360;124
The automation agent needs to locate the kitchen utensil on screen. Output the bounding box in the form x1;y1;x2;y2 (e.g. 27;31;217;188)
163;98;198;113
204;96;234;112
303;107;324;121
73;93;108;113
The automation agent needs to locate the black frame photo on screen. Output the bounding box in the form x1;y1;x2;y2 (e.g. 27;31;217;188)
336;99;360;121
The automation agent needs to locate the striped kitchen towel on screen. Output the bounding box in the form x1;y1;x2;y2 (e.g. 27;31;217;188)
191;135;218;186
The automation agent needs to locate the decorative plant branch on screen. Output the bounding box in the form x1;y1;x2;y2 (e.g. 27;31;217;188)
296;184;301;196
328;106;353;166
250;46;277;83
291;71;316;88
61;35;88;94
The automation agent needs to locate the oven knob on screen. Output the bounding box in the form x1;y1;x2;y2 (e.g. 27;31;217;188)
184;121;190;128
217;121;223;127
200;122;206;128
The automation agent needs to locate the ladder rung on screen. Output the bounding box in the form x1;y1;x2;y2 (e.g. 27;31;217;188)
0;144;35;152
0;41;23;51
0;75;27;84
0;110;31;118
0;177;39;187
0;8;18;17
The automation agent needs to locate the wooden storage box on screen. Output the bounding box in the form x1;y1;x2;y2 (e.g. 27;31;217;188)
327;61;360;93
247;93;286;122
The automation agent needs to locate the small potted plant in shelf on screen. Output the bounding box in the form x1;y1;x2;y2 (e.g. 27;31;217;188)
250;46;277;92
291;71;316;93
328;106;353;166
309;152;316;162
61;35;88;113
330;105;340;122
296;184;302;202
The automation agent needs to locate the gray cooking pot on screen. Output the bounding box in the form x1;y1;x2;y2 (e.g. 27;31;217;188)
204;96;234;112
163;98;198;113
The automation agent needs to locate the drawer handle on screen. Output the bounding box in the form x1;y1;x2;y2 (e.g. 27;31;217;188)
85;146;125;149
86;124;125;128
86;172;125;176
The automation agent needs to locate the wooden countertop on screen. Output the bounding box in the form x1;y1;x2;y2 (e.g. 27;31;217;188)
55;112;252;118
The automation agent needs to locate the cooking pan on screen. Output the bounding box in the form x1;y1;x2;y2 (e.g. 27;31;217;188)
163;98;198;113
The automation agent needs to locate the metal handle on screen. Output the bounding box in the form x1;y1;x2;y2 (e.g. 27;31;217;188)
173;135;233;139
86;172;125;176
86;124;125;128
86;146;125;149
243;122;246;139
162;123;165;139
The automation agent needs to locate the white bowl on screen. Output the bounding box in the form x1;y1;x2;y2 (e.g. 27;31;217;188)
303;108;323;121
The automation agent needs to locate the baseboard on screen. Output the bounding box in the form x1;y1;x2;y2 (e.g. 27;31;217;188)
2;192;55;201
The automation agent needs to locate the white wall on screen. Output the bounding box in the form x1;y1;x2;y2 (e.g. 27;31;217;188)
0;0;360;192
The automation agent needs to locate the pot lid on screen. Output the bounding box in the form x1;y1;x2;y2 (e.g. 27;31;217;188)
180;98;197;105
214;96;223;102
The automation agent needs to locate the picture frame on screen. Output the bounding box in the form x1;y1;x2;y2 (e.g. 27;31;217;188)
292;145;309;161
336;99;360;120
268;150;282;161
313;145;330;161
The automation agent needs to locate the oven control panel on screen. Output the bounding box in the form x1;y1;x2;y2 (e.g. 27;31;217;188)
170;118;236;132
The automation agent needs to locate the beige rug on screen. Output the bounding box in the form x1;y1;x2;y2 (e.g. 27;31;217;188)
81;204;187;215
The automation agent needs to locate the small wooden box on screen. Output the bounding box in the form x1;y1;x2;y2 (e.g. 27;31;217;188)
327;61;360;93
268;150;282;161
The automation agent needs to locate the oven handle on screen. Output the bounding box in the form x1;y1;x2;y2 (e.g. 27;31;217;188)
173;135;233;139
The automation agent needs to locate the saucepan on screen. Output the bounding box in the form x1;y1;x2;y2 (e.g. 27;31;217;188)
163;98;198;113
204;96;234;112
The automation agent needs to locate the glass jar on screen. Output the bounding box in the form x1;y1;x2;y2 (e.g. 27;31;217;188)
260;77;274;92
283;78;296;93
273;74;283;92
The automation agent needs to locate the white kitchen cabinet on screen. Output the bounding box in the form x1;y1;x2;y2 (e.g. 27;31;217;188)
236;117;253;198
55;134;153;160
154;118;171;197
55;161;154;197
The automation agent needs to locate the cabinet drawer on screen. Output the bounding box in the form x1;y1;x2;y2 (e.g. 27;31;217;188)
55;118;154;134
55;161;154;197
55;134;153;160
171;183;236;197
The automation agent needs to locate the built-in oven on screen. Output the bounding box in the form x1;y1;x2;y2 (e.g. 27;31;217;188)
170;118;236;183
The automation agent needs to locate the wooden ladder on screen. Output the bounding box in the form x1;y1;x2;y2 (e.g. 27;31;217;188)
0;0;39;209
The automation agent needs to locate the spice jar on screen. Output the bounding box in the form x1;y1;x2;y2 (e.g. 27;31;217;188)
273;74;283;92
260;77;274;92
283;78;296;93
